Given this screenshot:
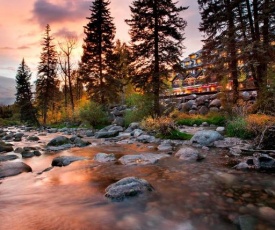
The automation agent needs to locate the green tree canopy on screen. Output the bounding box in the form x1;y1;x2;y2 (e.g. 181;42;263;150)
126;0;188;115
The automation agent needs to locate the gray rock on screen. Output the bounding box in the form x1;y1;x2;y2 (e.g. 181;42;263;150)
238;215;257;230
112;117;125;126
201;122;209;127
175;147;201;161
0;162;32;178
86;130;94;137
47;128;58;133
198;106;209;115
209;99;221;107
70;136;90;147
0;143;13;153
129;122;140;130
95;130;119;138
46;144;73;151
216;126;225;134
47;136;70;146
52;156;86;167
209;107;220;112
21;150;35;158
94;153;116;163
0;155;18;162
109;125;124;132
157;143;173;152
259;207;275;223
27;135;40;141
119;153;169;165
191;130;224;146
105;177;154;201
213;137;242;148
136;135;156;143
133;129;143;137
33;150;42;156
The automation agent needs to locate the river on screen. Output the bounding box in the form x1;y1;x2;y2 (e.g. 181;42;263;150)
0;128;275;230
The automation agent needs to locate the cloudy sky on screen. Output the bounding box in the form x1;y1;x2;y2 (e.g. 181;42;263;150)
0;0;202;81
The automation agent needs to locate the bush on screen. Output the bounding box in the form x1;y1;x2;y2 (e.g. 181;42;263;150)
226;117;253;139
245;114;275;136
140;116;192;140
78;101;109;128
124;93;153;126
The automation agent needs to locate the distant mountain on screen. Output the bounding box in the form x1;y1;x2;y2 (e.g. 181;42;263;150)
0;76;16;105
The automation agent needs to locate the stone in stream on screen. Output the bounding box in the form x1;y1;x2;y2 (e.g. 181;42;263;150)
0;155;19;162
21;150;35;158
190;130;224;146
238;215;257;230
105;177;154;201
118;153;169;165
27;135;40;141
174;146;204;162
51;156;86;167
0;162;32;178
47;136;70;146
94;153;116;163
0;142;13;153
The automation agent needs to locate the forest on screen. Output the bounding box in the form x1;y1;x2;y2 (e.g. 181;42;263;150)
0;0;274;137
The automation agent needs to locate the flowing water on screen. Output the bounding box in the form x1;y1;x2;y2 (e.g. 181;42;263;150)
0;128;275;230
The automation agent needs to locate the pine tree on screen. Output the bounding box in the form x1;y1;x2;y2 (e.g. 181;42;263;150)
126;0;188;115
79;0;117;104
15;59;38;125
36;24;59;125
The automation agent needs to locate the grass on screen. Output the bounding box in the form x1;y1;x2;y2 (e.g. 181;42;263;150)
157;129;193;140
176;114;226;126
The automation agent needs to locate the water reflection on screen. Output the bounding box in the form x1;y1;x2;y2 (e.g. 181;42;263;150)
0;131;275;229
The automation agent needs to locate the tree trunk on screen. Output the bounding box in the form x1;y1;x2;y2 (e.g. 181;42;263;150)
153;0;160;116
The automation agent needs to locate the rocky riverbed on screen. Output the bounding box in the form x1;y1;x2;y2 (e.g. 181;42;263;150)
0;125;275;230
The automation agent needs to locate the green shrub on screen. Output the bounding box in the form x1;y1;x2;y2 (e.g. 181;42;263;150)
157;129;193;140
124;93;153;126
78;101;109;128
176;113;226;126
226;117;253;139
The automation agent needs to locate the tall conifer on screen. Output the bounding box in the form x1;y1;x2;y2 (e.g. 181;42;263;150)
126;0;188;115
15;59;38;125
36;24;59;125
80;0;117;104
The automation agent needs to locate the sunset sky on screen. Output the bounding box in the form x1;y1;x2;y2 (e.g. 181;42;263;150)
0;0;202;82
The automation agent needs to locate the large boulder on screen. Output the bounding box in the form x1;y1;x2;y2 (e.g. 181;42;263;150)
209;99;221;107
0;162;32;178
47;136;70;146
51;156;86;167
94;153;116;163
70;136;90;147
190;130;224;146
105;177;154;201
118;153;169;165
21;150;35;158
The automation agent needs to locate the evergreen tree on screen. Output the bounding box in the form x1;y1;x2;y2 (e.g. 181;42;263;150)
15;59;38;125
79;0;117;104
36;24;59;125
126;0;188;115
198;0;275;104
